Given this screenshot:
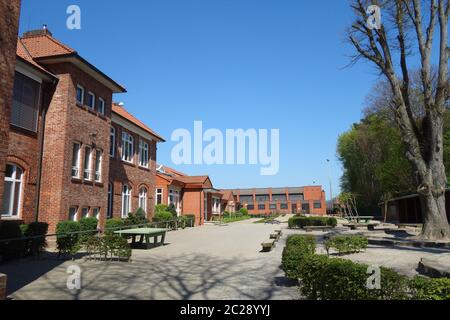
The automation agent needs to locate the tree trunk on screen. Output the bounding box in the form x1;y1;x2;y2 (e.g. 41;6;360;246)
420;192;450;240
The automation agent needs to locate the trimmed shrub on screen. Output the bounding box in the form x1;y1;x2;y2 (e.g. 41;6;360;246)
411;277;450;300
0;220;24;261
125;208;149;226
324;235;368;255
239;208;249;216
104;218;125;235
178;215;188;229
183;214;196;227
79;217;99;243
56;221;81;257
288;216;337;229
22;222;49;257
103;234;132;261
282;235;316;280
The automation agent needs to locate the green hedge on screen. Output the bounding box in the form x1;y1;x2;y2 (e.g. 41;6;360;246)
183;214;196;227
324;235;368;255
83;234;131;261
239;208;249;215
0;221;24;261
79;217;98;243
56;221;81;257
282;235;450;300
21;222;48;257
288;216;337;229
105;218;125;235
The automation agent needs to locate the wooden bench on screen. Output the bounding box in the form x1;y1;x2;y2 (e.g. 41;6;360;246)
345;216;374;223
261;239;276;252
115;228;167;249
397;223;423;230
303;226;333;232
344;223;379;231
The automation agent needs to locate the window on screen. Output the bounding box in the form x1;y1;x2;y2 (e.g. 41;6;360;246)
272;194;287;202
247;205;255;210
156;188;163;205
289;193;304;201
258;203;266;210
314;201;322;209
2;164;23;217
92;208;100;220
239;195;253;204
139;140;149;168
107;183;113;218
69;207;78;221
81;207;89;218
84;146;92;180
212;198;221;214
98;97;105;115
280;203;288;210
76;85;84;105
122;132;134;163
95;150;102;182
122;185;132;218
139;188;148;214
87;92;95;110
256;195;269;202
71;142;81;178
169;189;181;215
110;127;116;157
269;204;277;210
12;72;40;132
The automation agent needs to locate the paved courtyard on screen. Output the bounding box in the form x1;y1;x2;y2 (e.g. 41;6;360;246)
0;219;300;300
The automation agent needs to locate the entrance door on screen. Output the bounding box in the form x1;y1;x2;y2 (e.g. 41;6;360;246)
302;203;310;214
292;204;297;214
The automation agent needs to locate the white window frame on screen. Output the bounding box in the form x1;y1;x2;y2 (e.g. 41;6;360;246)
81;207;90;219
2;164;23;217
155;188;163;205
71;142;81;178
110;127;116;158
169;188;181;216
98;97;105;115
87;91;95;110
121;185;132;218
139;187;148;214
212;197;221;214
84;146;93;181
69;206;78;221
92;207;100;220
122;132;134;163
139;140;149;168
107;183;113;218
76;85;84;105
95;149;102;182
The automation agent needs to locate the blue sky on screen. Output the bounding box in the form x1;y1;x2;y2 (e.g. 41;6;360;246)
19;0;387;198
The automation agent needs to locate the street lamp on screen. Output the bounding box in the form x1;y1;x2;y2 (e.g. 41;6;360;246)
326;159;333;212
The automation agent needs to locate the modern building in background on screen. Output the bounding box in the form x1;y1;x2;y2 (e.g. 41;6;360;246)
227;186;327;216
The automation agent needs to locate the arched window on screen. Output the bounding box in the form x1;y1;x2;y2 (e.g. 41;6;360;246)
2;164;23;217
121;184;132;218
107;183;114;218
139;187;148;214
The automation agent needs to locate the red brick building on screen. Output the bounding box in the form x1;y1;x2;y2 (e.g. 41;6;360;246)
228;186;327;216
0;0;21;222
1;28;164;232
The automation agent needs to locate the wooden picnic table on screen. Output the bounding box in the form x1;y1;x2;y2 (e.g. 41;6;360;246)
115;228;167;249
345;216;374;223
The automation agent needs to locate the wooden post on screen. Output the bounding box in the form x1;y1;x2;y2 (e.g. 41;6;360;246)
0;273;7;300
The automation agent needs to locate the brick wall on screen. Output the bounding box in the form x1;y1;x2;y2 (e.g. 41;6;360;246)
109;123;157;221
0;273;6;300
0;0;21;219
38;63;113;232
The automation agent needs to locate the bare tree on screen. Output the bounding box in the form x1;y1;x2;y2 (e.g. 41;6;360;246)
348;0;450;240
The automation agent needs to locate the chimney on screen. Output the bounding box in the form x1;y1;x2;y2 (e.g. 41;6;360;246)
23;24;53;38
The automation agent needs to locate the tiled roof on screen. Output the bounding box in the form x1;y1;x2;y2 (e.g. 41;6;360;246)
112;103;165;142
16;39;52;75
175;176;210;185
20;33;75;58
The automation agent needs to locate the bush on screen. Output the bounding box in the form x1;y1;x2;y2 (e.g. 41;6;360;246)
178;215;188;229
282;235;316;280
155;204;169;213
125;208;149;226
324;235;368;255
239;208;248;216
153;210;173;222
288;216;337;229
103;234;132;261
0;221;24;261
22;222;48;257
411;277;450;300
79;217;99;243
183;214;196;227
56;221;81;257
104;218;125;235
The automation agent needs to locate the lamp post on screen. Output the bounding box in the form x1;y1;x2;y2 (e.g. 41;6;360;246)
326;159;333;212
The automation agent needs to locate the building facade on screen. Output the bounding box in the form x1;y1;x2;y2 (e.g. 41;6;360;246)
1;28;164;232
229;186;327;216
0;0;21;221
